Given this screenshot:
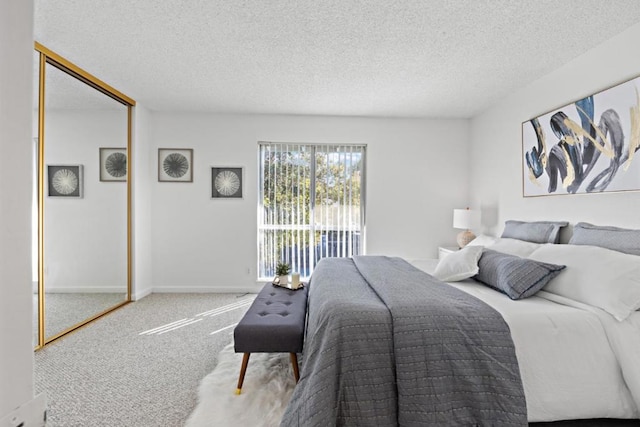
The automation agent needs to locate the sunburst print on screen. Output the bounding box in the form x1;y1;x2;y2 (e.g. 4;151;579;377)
52;169;78;194
214;170;240;196
48;165;83;197
212;167;243;198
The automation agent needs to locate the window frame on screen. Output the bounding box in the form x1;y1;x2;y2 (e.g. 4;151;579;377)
257;142;367;281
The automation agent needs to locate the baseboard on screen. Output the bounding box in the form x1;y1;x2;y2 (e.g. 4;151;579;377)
151;284;263;294
36;285;258;297
45;287;125;293
132;287;153;301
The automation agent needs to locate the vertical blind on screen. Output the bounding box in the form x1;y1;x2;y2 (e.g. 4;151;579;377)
258;142;366;279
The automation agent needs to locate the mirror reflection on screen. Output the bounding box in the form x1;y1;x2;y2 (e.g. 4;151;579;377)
34;44;134;347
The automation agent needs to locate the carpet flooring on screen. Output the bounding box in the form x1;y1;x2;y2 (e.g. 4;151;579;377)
35;292;640;427
35;293;255;426
33;293;127;345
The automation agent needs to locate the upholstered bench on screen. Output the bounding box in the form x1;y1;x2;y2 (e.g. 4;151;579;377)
233;282;308;394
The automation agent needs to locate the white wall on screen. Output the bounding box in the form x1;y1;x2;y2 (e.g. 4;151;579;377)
0;0;35;417
470;23;640;238
132;105;153;300
43;110;128;291
148;113;470;292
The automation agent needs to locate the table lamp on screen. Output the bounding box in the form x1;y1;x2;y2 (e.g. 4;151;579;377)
453;208;479;248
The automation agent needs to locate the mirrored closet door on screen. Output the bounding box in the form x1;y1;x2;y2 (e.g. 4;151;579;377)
34;43;136;349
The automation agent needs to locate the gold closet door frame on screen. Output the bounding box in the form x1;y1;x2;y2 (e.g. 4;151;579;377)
35;42;136;349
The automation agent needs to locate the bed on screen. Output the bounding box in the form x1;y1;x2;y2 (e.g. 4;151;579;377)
280;222;640;426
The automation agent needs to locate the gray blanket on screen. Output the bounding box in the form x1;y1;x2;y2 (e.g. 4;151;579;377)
281;256;527;426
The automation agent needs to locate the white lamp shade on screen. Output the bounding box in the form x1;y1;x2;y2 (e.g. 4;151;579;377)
453;208;480;230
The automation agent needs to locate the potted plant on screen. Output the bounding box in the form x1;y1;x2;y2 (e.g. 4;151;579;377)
275;262;291;287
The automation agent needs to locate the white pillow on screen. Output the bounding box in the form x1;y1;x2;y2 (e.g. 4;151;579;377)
488;237;542;258
467;234;498;247
433;246;484;282
528;244;640;321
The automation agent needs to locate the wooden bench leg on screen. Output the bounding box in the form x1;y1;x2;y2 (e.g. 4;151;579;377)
235;353;251;395
290;353;300;383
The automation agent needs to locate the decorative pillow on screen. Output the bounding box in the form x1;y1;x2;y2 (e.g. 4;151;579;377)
433;246;484;282
501;220;568;244
488;237;542;258
473;249;566;300
467;234;498;247
569;222;640;256
528;244;640;321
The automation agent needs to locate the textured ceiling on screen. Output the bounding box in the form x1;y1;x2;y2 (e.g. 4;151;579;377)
34;1;640;118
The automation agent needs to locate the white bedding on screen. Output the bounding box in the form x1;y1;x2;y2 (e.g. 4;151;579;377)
410;259;640;422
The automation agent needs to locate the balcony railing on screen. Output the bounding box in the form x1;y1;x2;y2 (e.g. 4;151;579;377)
259;230;361;278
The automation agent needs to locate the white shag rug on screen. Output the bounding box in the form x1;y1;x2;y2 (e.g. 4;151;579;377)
185;344;296;427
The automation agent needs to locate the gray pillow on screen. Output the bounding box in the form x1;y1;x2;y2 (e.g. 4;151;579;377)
569;222;640;256
473;249;566;300
501;220;568;244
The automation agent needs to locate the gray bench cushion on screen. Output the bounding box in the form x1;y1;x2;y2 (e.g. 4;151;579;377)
234;283;308;353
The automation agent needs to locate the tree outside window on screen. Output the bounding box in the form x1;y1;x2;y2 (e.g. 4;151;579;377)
258;143;365;279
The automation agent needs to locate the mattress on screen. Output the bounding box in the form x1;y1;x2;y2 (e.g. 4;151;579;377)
410;259;640;422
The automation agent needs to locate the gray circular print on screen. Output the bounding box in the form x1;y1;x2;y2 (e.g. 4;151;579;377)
163;153;189;178
105;152;127;178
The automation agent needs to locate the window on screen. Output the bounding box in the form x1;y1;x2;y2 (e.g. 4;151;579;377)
258;142;366;280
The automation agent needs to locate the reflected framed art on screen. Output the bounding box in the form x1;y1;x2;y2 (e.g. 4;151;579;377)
47;165;83;198
100;147;127;182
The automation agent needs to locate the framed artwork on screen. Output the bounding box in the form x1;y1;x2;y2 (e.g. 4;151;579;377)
100;147;127;182
158;148;193;182
522;75;640;197
211;167;243;199
48;165;83;198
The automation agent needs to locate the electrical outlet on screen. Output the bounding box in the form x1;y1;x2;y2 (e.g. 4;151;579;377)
0;394;46;427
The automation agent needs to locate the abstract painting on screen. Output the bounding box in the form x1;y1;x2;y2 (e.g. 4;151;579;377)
211;167;243;199
48;165;83;198
100;147;127;182
158;148;193;182
522;76;640;197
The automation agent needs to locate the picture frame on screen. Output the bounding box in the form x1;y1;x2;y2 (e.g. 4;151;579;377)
211;166;243;199
99;147;127;182
158;148;193;182
48;165;83;198
522;75;640;197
